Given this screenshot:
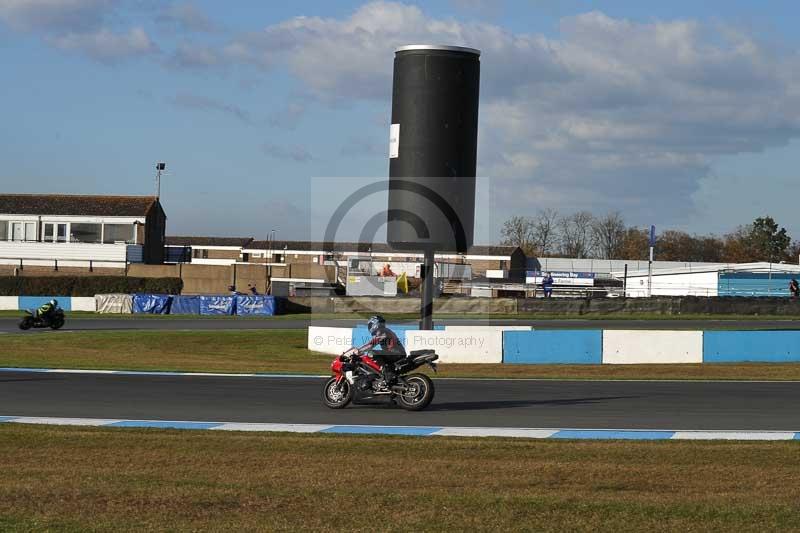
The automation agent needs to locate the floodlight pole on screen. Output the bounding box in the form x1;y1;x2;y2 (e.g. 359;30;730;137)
155;162;166;199
420;248;435;330
267;229;275;295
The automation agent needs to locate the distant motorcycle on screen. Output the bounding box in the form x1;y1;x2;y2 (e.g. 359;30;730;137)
18;309;65;330
323;347;439;411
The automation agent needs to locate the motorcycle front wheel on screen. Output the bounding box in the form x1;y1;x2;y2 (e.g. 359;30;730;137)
18;317;33;330
50;317;65;330
322;377;353;409
395;373;435;411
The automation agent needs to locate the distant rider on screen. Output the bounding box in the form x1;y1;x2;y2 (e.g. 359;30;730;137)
35;299;59;321
358;315;406;386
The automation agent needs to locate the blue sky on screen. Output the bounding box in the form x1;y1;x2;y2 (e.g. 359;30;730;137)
1;1;799;243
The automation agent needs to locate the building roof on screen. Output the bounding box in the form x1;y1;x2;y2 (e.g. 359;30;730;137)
246;240;521;257
166;236;254;247
0;194;159;217
530;257;728;277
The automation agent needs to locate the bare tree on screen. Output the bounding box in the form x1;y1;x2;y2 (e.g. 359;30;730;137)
559;211;595;258
532;208;560;257
500;215;536;256
592;211;626;259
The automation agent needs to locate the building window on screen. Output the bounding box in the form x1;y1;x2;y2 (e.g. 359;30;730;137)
192;249;209;259
43;223;68;243
70;223;102;243
0;222;6;241
103;224;134;244
25;223;36;241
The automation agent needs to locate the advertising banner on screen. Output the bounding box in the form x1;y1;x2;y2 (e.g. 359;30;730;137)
132;294;172;314
235;295;276;316
170;295;201;315
525;271;595;287
199;295;235;315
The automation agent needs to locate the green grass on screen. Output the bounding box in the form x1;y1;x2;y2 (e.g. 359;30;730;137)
2;329;800;380
0;424;798;531
3;309;800;323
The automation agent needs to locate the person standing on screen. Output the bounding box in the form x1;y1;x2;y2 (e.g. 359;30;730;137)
542;272;554;298
790;278;799;299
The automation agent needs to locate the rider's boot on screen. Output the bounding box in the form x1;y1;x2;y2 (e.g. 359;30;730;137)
382;365;397;387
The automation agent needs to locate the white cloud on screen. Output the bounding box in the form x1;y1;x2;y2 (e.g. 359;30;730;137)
169;41;221;68
158;3;216;33
217;3;800;224
6;1;800;230
172;92;252;124
0;0;112;31
52;26;158;63
262;143;313;162
0;0;158;63
267;101;307;128
225;4;800;223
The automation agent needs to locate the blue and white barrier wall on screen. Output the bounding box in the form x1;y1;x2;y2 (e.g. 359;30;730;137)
308;326;800;364
0;296;18;310
503;330;602;364
603;330;703;364
0;296;96;312
405;330;504;363
703;331;800;363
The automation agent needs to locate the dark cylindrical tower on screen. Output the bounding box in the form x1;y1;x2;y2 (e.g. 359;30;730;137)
387;44;480;253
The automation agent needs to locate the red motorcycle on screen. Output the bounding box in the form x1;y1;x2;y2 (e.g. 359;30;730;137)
323;347;439;411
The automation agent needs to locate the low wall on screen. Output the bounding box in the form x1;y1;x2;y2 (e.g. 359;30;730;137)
286;296;800;317
603;330;704;364
0;296;18;310
308;326;353;355
517;296;800;316
307;327;800;365
8;295;97;312
503;330;602;364
405;330;503;363
71;297;96;312
704;331;800;362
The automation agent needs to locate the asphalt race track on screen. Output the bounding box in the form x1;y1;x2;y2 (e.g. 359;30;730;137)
2;371;799;431
2;317;800;333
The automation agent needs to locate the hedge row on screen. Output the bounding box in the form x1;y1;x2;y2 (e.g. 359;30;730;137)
0;277;183;297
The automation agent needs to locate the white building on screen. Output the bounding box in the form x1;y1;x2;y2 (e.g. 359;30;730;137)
616;262;800;297
0;194;167;268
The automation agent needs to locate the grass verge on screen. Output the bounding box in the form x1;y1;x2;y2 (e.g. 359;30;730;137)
0;424;798;531
2;330;800;380
2;310;800;323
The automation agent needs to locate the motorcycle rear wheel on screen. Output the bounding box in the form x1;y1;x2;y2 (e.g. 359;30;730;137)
395;373;435;411
18;317;33;330
322;377;353;409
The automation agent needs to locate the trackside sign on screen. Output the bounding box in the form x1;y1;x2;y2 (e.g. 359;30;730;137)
525;271;595;286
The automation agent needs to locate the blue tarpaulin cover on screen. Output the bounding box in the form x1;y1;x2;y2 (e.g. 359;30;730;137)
170;295;201;315
235;295;276;316
132;294;172;314
199;295;235;315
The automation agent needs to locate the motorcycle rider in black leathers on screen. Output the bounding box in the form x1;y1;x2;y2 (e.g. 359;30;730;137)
35;299;59;322
360;315;405;386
